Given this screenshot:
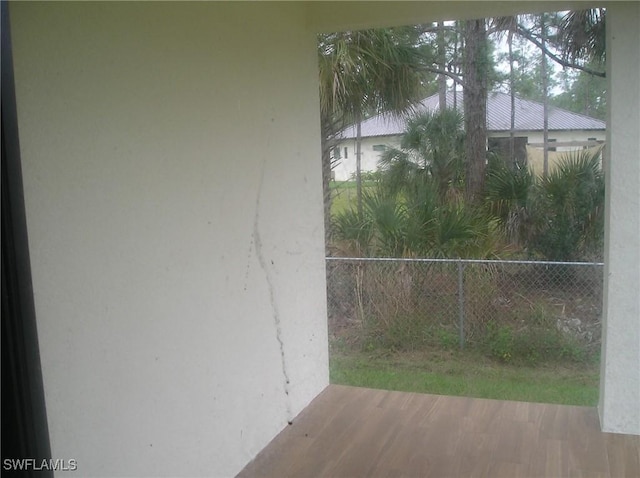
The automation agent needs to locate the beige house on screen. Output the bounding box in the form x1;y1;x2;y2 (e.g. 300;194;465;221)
3;2;638;477
333;91;606;180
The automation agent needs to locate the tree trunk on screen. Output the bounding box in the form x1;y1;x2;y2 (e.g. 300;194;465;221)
438;21;447;112
541;13;549;178
320;119;336;255
453;22;460;110
463;19;488;203
355;113;363;218
508;29;516;168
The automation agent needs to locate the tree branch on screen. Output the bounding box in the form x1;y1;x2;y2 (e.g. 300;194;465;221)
516;23;605;78
419;66;470;90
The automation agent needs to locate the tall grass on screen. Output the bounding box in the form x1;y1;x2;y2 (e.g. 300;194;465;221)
327;260;600;365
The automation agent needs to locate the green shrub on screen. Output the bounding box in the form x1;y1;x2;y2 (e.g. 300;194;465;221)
529;150;605;261
482;304;590;365
437;329;459;349
485;322;514;362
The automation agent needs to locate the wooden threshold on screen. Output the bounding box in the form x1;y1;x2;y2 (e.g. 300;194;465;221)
237;384;640;478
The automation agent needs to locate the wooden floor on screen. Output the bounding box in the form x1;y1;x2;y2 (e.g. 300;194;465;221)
237;384;639;478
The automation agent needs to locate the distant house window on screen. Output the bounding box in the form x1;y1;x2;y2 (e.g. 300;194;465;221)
548;138;557;152
344;147;348;158
372;144;386;152
586;137;597;149
332;147;341;159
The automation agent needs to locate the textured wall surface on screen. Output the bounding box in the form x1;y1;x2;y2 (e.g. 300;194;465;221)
10;2;328;476
599;2;640;436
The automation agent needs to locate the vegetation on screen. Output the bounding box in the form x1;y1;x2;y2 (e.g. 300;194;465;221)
323;9;606;406
324;9;606;249
318;27;430;225
327;256;602;406
529;151;605;261
328;256;601;359
329;349;599;406
332;109;604;262
380;109;466;199
553;61;607;119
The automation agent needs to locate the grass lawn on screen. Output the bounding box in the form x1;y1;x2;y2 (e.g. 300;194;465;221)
330;348;600;406
330;181;376;216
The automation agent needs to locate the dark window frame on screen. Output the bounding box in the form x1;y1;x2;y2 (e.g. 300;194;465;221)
2;3;53;473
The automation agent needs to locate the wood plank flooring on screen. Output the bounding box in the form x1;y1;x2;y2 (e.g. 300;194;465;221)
237;384;640;478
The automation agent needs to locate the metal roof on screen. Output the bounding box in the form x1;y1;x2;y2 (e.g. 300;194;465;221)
338;91;606;139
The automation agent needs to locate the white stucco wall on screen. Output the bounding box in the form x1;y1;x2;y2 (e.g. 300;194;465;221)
333;136;400;181
494;129;606;148
599;2;640;436
10;2;328;476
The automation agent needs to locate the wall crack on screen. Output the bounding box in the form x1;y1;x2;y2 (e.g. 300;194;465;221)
250;159;293;422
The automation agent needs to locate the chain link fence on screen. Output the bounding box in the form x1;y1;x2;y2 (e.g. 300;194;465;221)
326;257;603;360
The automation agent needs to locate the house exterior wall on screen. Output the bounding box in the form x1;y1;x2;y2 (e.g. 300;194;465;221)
9;2;328;476
334;129;605;181
334;135;401;181
599;2;640;436
492;129;606;148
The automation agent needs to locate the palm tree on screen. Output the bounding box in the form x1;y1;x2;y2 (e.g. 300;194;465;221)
318;27;427;222
557;8;606;66
332;179;502;259
484;155;534;247
379;109;465;200
530;149;605;261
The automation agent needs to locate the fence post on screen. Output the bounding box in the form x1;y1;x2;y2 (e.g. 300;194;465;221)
458;260;465;349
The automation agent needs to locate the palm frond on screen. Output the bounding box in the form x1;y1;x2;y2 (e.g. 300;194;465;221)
530;148;604;261
558;9;606;64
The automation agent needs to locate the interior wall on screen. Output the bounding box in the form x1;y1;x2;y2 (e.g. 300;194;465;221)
9;2;329;476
